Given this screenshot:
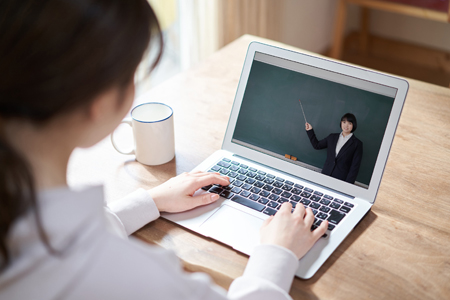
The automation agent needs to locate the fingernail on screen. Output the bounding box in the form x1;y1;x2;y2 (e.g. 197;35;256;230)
211;194;220;201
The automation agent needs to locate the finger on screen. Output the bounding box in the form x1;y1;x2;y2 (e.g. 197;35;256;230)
277;202;292;215
303;207;315;224
261;215;274;228
190;192;220;208
195;173;230;188
311;220;328;240
293;202;306;218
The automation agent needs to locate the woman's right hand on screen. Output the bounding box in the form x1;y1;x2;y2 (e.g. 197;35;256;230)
260;202;328;259
305;122;313;131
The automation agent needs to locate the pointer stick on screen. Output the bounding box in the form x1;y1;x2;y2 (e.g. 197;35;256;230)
298;99;307;123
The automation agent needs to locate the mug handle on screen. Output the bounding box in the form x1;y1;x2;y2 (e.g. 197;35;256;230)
111;118;135;155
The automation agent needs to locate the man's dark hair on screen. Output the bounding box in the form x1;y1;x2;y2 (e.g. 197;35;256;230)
340;113;357;132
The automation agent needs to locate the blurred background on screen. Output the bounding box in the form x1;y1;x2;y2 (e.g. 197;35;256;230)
136;0;450;96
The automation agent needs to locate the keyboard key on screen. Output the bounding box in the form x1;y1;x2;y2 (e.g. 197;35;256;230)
242;183;252;190
217;161;231;168
220;191;234;199
233;180;243;187
263;207;277;216
254;181;264;188
236;175;246;181
273;181;283;188
248;167;257;172
340;206;351;213
249;194;260;201
300;199;311;206
240;164;248;169
211;165;221;171
231;161;240;165
281;191;292;198
219;168;229;175
301;192;312;198
238;169;248;175
311;195;321;201
223;185;232;190
294;184;304;189
209;186;223;194
324;195;333;200
259;190;270;197
328;209;345;224
319;206;331;213
266;174;275;179
272;188;282;195
291;195;301;202
245;178;256;184
258;198;269;205
289;201;297;208
231;187;242;194
222;158;231;162
344;202;354;208
231;195;265;211
316;219;323;226
285;180;294;186
257;170;266;175
268;194;280;201
309;202;320;209
250;187;261;194
312;209;318;215
304;187;313;193
262;184;274;191
317;212;328;220
268;201;279;208
229;165;239;171
328;224;336;231
202;185;212;191
277;197;289;204
319;199;331;205
334;198;344;204
247;172;256;178
330;202;340;209
228;171;238;178
291;188;301;195
281;184;292;191
240;190;251;197
313;191;323;196
254;174;265;181
263;178;274;184
275;177;285;182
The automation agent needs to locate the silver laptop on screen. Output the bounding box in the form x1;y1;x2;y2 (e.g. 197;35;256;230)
162;42;408;279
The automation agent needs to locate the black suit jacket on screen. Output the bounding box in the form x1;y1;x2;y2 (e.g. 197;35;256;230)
306;129;363;184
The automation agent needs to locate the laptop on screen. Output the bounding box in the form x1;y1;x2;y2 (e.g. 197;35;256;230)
162;42;408;279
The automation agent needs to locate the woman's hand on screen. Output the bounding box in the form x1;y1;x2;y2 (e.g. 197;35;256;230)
260;202;328;259
148;171;230;213
305;122;313;131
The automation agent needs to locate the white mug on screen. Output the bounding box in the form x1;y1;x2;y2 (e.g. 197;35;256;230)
111;102;175;165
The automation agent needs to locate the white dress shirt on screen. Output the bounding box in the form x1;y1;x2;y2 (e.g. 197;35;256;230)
335;132;353;156
0;186;299;299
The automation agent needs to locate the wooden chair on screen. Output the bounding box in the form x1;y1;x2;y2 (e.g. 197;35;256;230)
330;0;450;59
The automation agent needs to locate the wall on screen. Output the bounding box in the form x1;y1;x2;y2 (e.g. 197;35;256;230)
280;0;450;54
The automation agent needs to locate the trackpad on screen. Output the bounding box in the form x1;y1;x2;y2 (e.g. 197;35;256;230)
199;205;264;254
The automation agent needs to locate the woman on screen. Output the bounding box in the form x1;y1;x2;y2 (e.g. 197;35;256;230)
305;113;363;184
0;1;328;299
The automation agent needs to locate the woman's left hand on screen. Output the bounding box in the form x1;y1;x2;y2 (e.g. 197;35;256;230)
148;171;230;213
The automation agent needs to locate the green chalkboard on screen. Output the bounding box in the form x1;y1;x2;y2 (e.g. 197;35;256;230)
233;61;394;186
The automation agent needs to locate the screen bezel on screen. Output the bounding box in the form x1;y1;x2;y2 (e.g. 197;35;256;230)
221;42;408;203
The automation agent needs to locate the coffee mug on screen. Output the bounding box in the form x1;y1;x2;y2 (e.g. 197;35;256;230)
111;102;175;165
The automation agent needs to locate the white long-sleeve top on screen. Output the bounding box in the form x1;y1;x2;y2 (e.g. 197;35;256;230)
0;186;299;299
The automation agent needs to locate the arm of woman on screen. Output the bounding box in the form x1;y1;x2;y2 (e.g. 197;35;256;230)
345;140;363;184
305;125;328;150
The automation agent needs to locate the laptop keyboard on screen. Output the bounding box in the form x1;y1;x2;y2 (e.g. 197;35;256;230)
202;158;355;234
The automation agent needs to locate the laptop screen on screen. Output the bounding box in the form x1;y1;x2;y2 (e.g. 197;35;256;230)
231;52;397;189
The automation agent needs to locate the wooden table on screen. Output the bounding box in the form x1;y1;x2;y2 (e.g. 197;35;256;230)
67;35;450;299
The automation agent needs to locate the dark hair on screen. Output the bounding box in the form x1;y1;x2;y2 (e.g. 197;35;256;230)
340;113;357;132
0;0;162;270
